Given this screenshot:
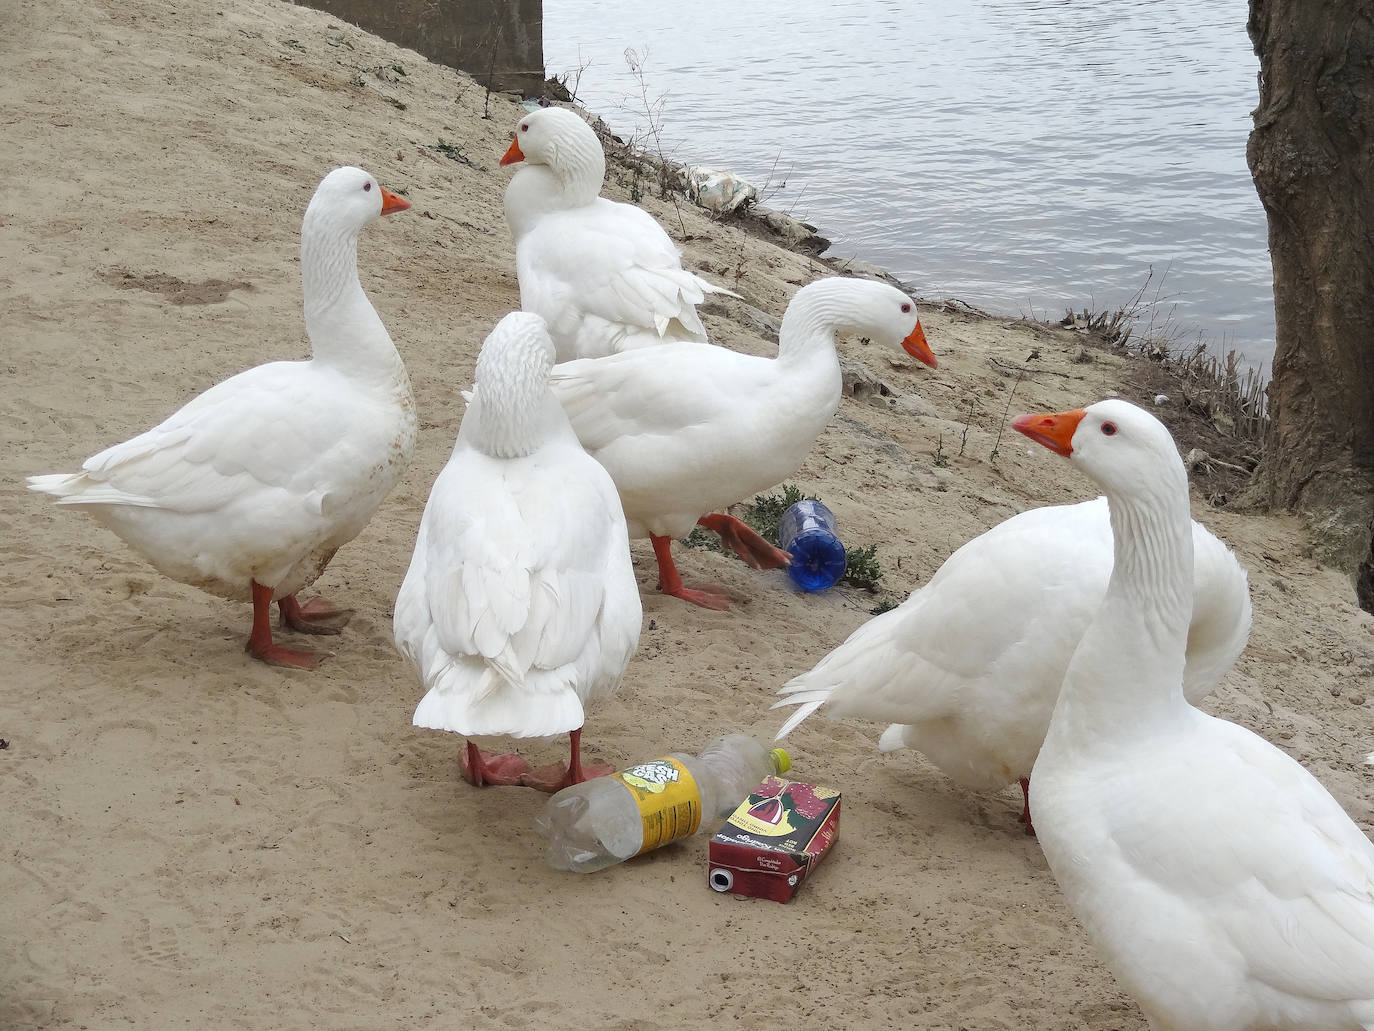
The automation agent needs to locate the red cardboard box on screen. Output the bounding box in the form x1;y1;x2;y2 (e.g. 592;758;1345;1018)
707;776;841;903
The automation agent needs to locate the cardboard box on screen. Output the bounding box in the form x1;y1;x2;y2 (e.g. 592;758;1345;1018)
707;776;841;903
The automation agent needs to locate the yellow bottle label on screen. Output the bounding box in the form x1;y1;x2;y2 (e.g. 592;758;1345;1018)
615;757;702;855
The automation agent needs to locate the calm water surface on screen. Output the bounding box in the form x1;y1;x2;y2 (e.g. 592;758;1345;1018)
543;0;1274;372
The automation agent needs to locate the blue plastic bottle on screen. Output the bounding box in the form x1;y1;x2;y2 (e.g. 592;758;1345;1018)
778;500;847;592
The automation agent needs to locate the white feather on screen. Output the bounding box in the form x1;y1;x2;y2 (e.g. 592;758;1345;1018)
26;166;416;604
395;313;642;741
1022;400;1374;1030
548;277;929;541
772;496;1252;793
503;107;738;362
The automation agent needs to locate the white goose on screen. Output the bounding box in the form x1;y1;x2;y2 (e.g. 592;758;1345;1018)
549;276;935;610
500;105;740;362
772;494;1251;832
394;312;641;792
1016;399;1374;1030
28;166;416;669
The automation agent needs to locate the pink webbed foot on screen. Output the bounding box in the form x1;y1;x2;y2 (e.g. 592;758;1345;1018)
461;743;533;787
278;595;354;635
659;582;733;611
246;638;325;670
650;533;733;611
247;580;326;669
522;729;614;793
521;759;615;793
696;513;792;571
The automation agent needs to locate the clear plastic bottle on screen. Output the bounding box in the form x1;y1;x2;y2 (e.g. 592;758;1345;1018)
534;734;791;874
779;499;847;592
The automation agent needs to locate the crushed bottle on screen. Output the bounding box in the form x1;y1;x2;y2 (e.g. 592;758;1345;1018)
534;734;791;874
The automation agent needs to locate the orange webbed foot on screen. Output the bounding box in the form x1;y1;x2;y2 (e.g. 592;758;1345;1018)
696;513;791;570
278;595;354;635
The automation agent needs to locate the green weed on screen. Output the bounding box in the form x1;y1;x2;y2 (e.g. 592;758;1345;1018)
432;139;478;168
843;544;883;589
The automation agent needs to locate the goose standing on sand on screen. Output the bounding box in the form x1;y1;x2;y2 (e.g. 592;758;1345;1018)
28;166;416;669
500;105;740;362
1015;399;1374;1030
549;276;936;610
772;494;1251;833
395;312;641;791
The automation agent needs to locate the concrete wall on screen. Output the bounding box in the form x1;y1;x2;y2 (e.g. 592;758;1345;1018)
292;0;543;94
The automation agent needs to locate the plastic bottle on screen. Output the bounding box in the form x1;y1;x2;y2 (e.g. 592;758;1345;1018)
778;499;847;592
534;734;791;874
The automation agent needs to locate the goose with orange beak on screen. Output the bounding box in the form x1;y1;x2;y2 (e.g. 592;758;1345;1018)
1010;399;1374;1030
28;167;417;669
498;105;742;363
773;399;1248;835
549;276;935;610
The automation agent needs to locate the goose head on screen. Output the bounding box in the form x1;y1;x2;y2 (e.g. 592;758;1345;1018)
500;107;606;204
781;278;935;367
305;166;410;233
468;311;560;459
1012;399;1185;494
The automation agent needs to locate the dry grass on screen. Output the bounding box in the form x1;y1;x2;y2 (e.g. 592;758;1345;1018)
1061;266;1269;443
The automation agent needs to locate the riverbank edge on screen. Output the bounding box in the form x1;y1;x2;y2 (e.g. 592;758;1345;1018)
543;88;1271;517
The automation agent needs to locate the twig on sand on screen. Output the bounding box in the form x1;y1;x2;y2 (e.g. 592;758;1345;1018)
989;361;1033;462
481;25;504;120
989;355;1072;379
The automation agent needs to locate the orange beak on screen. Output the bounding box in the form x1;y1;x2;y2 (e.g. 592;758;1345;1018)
380;186;410;216
500;136;525;166
901;320;936;368
1012;408;1087;457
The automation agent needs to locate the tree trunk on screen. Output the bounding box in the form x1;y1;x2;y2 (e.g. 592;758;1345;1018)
1246;0;1374;611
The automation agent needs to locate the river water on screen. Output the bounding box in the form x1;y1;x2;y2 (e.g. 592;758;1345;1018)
543;0;1274;373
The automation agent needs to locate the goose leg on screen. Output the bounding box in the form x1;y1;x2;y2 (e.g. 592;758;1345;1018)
246;580;324;669
650;533;731;610
522;728;615;793
278;594;354;635
696;513;792;570
461;741;532;787
1018;777;1036;836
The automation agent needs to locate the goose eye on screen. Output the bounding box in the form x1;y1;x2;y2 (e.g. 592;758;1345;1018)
520;123;529;132
1101;422;1117;436
363;182;372;192
901;303;912;314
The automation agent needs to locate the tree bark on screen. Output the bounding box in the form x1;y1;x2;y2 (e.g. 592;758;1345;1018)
1246;0;1374;610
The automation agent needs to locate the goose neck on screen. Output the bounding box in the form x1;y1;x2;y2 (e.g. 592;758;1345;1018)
1046;467;1196;752
300;218;400;379
777;281;860;361
1103;474;1194;635
301;217;362;318
548;133;605;207
467;376;558;460
505;165;567;240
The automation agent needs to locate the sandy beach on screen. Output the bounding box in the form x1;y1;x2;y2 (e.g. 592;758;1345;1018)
3;1;1372;1028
